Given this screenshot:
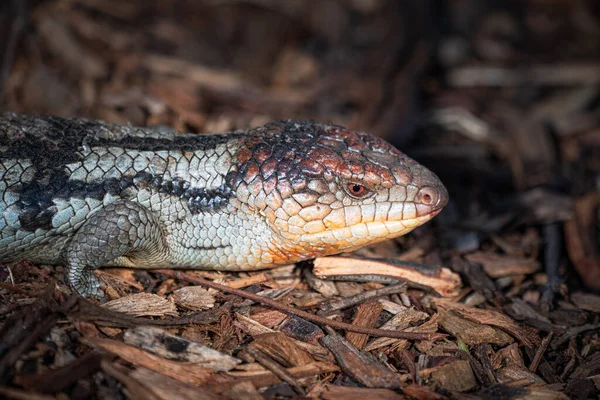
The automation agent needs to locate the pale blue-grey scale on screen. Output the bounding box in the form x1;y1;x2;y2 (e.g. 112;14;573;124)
0;113;249;267
0;113;245;233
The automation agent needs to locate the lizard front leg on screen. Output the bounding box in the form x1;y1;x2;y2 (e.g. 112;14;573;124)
66;201;168;298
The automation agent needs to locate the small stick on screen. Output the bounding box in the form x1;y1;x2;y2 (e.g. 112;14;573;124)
529;332;553;373
246;347;305;396
157;270;446;341
316;283;406;316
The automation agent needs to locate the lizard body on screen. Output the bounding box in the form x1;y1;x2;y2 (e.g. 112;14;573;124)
0;113;448;297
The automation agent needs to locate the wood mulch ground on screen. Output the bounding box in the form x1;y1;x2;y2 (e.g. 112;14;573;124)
1;1;599;399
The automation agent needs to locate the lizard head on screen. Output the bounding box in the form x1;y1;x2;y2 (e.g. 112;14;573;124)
227;121;448;265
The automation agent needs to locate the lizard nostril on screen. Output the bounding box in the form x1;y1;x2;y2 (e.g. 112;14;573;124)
419;188;436;205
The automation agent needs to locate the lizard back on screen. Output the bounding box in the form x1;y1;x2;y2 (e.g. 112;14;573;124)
0;113;242;263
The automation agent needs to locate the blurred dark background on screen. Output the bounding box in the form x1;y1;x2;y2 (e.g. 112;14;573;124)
1;0;599;293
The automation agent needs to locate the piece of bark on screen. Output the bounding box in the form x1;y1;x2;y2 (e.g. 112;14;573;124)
335;281;365;297
304;269;340;298
318;283;406;316
421;341;459;356
249;332;314;368
378;299;408;314
452;256;498;295
564;194;600;290
128;367;221;400
142;54;312;112
571;292;600;313
570;352;600;381
320;328;403;389
547;308;587;327
249;309;288;328
448;63;600;87
504;298;553;326
0;387;58;400
465;252;540;278
101;360;162;400
171;286;215;311
313;257;461;297
225;273;268;289
308;384;404;400
440;303;540;347
123;326;240;371
272;48;319;88
280;315;324;345
235;312;275;336
234;313;332;362
480;384;568;400
438;310;513;346
491;343;525;370
245;346;306;395
222;362;339;389
84;337;215;386
473;343;498;385
13;353;102;393
420;359;477;392
36;15;107;79
401;384;446;400
363;308;431;352
0;287;66;385
73;297;217;328
219;381;264;400
495;365;545;385
346;301;383;349
102;293;178;317
551;323;600;349
529;332;553;373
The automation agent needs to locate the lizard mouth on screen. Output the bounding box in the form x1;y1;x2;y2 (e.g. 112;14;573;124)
297;209;441;251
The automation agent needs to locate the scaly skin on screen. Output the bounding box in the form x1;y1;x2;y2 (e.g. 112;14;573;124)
0;113;448;297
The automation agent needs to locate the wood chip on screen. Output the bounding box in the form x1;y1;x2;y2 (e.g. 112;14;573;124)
171;286;215;311
219;381;264;400
36;15;107;79
363;307;430;352
420;359;477;392
496;365;546;385
223;362;339;389
313;257;461;297
564;194;600;290
439;303;540;347
571;292;600;312
321;329;403;389
85;338;215;386
304;269;340;298
234;313;331;361
123;326;241;371
346;301;383;349
438;310;514;346
249;332;314;368
225;273;269;289
128;367;221;400
249;309;288;328
308;384;404;400
491;343;525;370
465;252;540;278
102;293;178;317
280;315;324;345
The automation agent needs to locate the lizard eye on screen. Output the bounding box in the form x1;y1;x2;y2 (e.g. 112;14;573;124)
346;183;370;198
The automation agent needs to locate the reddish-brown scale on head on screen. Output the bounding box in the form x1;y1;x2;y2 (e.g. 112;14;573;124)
307;147;340;172
242;161;260;184
227;120;448;267
297;158;325;177
260;158;278;178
